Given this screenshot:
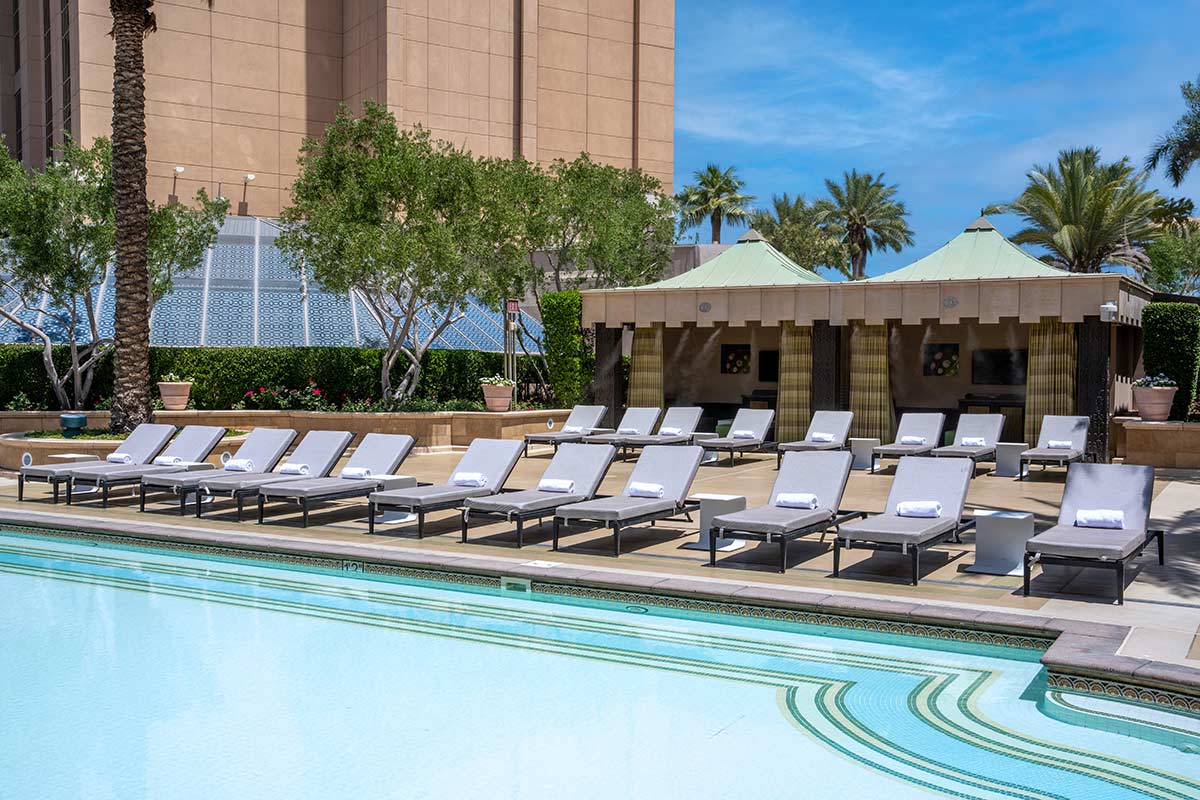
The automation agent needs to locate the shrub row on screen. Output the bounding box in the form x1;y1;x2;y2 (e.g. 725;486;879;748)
1141;302;1200;419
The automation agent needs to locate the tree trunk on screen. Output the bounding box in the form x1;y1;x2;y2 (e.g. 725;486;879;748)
850;230;867;280
108;1;154;432
710;212;722;244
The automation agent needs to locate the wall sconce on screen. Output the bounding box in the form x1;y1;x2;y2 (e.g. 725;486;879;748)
169;165;184;203
238;173;255;216
1099;301;1118;323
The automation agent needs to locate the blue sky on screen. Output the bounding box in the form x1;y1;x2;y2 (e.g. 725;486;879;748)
673;0;1200;278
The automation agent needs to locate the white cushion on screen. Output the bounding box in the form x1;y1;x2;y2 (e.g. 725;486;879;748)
106;452;134;464
340;466;373;480
731;429;756;439
618;427;638;435
278;462;309;475
561;425;583;434
1048;440;1074;449
659;426;682;436
899;435;927;446
452;471;487;487
810;432;835;443
1075;509;1124;529
897;500;942;518
628;481;664;498
537;478;575;494
152;455;182;466
959;436;987;447
775;492;818;509
224;458;255;473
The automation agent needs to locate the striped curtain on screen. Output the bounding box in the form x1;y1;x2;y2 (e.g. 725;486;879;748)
628;324;664;408
849;323;893;441
1025;317;1076;444
777;322;813;442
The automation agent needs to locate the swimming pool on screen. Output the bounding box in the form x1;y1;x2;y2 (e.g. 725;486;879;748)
1;530;1197;800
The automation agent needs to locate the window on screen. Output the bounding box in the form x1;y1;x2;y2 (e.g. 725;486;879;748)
60;0;71;141
43;0;53;160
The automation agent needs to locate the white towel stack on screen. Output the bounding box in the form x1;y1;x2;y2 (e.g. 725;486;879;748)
810;432;835;443
775;492;819;509
618;427;638;434
659;426;682;436
340;466;373;480
152;455;183;466
899;435;927;446
731;429;756;439
1075;509;1125;529
1047;440;1074;450
537;478;575;493
562;425;583;434
628;481;664;498
897;500;942;518
278;462;309;475
452;471;487;487
224;458;255;472
106;452;134;464
960;437;987;447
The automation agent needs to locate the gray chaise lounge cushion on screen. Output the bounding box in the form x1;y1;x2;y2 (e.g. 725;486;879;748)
712;450;853;535
778;411;854;452
839;456;972;545
143;427;297;490
556;445;703;522
620;407;703;447
874;413;946;457
933;414;1003;459
582;407;662;444
21;423;176;479
524;405;607;443
73;425;225;482
1021;415;1089;462
259;433;416;498
465;443;615;516
703;409;775;449
197;430;354;492
371;438;525;508
1027;463;1153;560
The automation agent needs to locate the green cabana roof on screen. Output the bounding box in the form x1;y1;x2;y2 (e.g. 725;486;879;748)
644;229;828;288
866;217;1065;282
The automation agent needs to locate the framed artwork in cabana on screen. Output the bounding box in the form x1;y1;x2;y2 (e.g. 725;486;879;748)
720;344;751;374
922;343;960;377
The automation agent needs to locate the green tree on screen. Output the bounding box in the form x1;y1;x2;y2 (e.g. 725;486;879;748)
1150;196;1196;229
986;147;1161;274
747;193;850;277
1143;223;1200;294
147;188;228;309
278;103;497;400
1147;75;1200;187
675;163;754;244
823;170;914;280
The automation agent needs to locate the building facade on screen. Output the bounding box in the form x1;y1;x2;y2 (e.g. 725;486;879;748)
0;0;674;216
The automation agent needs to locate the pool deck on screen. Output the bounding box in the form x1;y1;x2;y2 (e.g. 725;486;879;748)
3;447;1199;703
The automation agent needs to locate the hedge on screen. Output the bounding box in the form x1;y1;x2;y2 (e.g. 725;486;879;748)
1142;302;1200;419
541;290;588;406
0;344;540;410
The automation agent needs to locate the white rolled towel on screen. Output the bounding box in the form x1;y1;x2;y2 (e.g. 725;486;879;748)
1075;509;1125;529
452;471;487;487
897;500;942;518
899;435;927;446
341;466;373;480
810;431;835;443
224;458;255;473
659;426;682;436
775;492;819;509
628;481;664;498
618;427;638;434
152;455;183;466
731;429;756;439
960;437;987;447
278;462;309;475
1047;440;1074;450
106;452;134;464
538;478;575;493
562;425;583;434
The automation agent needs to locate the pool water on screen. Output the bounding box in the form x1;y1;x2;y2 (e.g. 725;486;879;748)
1;530;1198;800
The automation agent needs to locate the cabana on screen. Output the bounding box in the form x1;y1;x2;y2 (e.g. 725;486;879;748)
583;219;1148;460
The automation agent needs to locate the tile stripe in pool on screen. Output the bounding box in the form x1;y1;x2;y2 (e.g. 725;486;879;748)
1;537;1197;800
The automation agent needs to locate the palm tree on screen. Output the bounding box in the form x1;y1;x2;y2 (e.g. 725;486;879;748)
747;193;849;277
823;170;914;280
675;164;754;244
1146;75;1200;187
108;0;158;432
986;148;1161;274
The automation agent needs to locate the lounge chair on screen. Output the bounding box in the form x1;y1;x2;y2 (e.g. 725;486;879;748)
871;412;946;473
697;409;775;467
1023;463;1163;604
67;425;226;507
931;413;1004;476
833;456;975;586
618;406;703;454
138;427;297;515
553;445;704;556
710;450;863;572
195;430;354;520
17;423;176;503
460;443;616;547
257;433;416;527
522;405;608;456
367;438;526;536
775;410;854;468
1019;415;1090;480
581;406;662;448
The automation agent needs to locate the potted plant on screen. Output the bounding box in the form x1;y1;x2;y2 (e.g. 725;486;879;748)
480;375;516;412
1132;374;1178;422
157;372;194;411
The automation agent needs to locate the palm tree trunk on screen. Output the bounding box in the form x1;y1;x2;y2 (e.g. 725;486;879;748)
710;212;722;244
109;1;155;432
851;230;867;280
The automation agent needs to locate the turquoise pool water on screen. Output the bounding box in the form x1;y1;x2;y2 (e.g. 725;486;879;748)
1;530;1198;800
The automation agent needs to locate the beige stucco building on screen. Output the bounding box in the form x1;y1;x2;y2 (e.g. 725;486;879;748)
0;0;674;216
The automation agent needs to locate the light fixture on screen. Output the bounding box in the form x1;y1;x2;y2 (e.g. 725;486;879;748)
239;174;256;216
1099;301;1118;323
174;165;185;174
169;165;185;204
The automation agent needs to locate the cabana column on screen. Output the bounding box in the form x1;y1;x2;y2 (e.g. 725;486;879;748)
629;324;665;409
1076;315;1111;461
593;324;625;428
1025;317;1077;445
811;320;842;411
777;322;813;442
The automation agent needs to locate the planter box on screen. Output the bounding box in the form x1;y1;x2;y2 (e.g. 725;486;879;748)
1123;421;1200;469
1132;386;1178;422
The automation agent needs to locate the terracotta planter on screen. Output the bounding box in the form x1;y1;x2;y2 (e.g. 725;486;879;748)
481;383;513;412
1132;386;1177;422
158;381;193;411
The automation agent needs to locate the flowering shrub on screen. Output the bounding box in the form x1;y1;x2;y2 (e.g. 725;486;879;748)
480;375;516;387
235;381;334;411
1133;374;1178;388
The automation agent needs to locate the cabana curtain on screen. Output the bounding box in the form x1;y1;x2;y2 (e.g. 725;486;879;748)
778;322;813;442
629;324;664;409
1025;317;1076;443
850;323;893;441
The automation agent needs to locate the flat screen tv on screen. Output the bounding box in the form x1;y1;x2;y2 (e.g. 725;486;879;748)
972;348;1028;385
758;350;780;382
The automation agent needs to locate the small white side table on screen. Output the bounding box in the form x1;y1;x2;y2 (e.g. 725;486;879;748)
967;509;1033;575
692;432;720;464
995;442;1029;478
849;437;880;471
363;475;419;525
683;493;746;552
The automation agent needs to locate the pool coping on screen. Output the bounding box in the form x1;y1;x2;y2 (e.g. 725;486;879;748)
2;506;1198;714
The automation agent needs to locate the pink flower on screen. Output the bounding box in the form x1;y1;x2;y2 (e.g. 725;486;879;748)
258;386;266;392
244;390;252;397
313;388;322;396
